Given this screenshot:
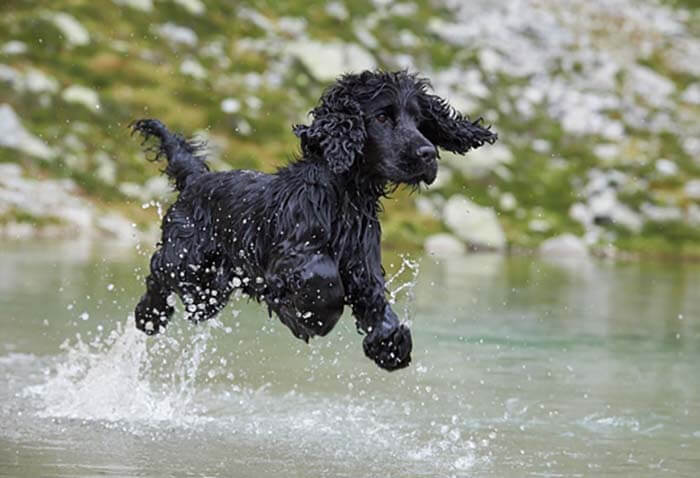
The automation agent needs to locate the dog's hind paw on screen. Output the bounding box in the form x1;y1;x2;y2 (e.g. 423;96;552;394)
362;321;412;371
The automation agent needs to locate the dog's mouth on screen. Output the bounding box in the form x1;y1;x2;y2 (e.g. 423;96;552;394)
405;162;437;186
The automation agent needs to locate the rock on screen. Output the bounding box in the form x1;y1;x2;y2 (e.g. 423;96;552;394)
353;24;379;49
539;234;588;258
2;41;27;55
640;203;683;222
48;12;90;47
681;83;700;105
0;104;55;159
528;219;551;233
655;159;678;176
683;137;700;157
286;40;376;81
415;196;440;219
180;58;207;79
424;233;466;257
684;180;700;200
326;1;349;21
428;166;452;190
156;23;198;47
221;98;241;114
61;85;101;111
277;17;307;37
569;202;593;228
593;144;619;162
96;213;137;243
173;0;205;15
532;139;551;153
444;143;513;179
0;163;23;178
113;0;153;11
94;151;117;185
119;176;171;201
687;204;700;227
24;69;59;94
589;189;644;232
499;192;517;211
443;195;506;250
0;65;21;89
143;176;171;199
626;65;675;108
0;65;58;94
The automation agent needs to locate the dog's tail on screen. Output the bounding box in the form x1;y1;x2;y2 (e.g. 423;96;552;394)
130;118;209;192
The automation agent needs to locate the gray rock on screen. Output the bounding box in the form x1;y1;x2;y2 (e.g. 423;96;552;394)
641;203;683;222
681;83;700;105
48;12;90;47
173;0;205;15
499;192;517;211
220;98;241;114
684;180;700;200
589;189;644;232
155;23;198;47
414;196;440;219
61;85;101;111
0;104;55;159
444;143;513;179
180;58;207;79
325;1;349;21
655;159;678;176
1;41;27;55
424;233;466;257
96;213;137;243
539;234;589;258
286;40;376;81
113;0;153;11
443;195;506;250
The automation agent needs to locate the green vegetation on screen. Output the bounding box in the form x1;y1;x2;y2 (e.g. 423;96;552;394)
1;0;699;257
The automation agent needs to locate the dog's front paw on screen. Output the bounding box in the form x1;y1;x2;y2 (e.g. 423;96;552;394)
362;321;412;371
134;299;172;335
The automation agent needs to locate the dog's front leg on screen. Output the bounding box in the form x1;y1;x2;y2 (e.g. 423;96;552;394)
265;243;345;343
344;264;413;371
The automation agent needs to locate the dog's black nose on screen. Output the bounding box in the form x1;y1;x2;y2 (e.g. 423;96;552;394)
416;145;437;162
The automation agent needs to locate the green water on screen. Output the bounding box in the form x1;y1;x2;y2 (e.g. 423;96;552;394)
1;241;699;477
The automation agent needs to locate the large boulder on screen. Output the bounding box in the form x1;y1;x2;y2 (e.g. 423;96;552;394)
443;195;506;250
539;234;588;258
424;233;466;257
0;104;55;159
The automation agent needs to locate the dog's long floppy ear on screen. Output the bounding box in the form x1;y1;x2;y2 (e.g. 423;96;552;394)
417;84;497;155
293;82;366;174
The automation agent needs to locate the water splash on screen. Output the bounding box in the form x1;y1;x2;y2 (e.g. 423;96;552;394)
386;254;420;324
25;315;214;425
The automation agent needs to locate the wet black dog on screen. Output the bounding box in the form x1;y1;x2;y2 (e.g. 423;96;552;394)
131;70;496;371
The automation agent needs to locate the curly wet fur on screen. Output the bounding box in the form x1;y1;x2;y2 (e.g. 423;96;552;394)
131;70;497;371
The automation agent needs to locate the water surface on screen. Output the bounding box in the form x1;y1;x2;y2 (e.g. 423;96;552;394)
1;241;699;477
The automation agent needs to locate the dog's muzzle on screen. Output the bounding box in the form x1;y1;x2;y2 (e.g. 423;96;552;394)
416;145;438;184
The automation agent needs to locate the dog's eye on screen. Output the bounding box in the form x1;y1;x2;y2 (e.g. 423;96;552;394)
376;113;388;123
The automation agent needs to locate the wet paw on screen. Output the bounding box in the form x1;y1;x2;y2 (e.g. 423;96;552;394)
134;301;172;335
362;321;412;371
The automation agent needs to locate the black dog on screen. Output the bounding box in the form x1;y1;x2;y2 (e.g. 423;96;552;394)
131;70;496;371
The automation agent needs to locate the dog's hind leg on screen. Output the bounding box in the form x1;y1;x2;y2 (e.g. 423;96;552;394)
135;249;174;335
178;253;236;325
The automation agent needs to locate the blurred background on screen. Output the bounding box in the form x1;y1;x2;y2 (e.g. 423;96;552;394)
1;0;700;257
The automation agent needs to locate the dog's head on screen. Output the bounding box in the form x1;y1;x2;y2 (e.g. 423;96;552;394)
294;70;497;186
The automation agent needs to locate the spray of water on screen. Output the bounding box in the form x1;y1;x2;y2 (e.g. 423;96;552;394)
25;315;215;425
386;254;420;325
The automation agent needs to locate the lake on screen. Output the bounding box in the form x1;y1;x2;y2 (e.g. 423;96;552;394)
1;241;699;477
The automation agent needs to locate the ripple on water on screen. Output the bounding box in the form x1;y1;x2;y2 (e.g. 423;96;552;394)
16;315;493;475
